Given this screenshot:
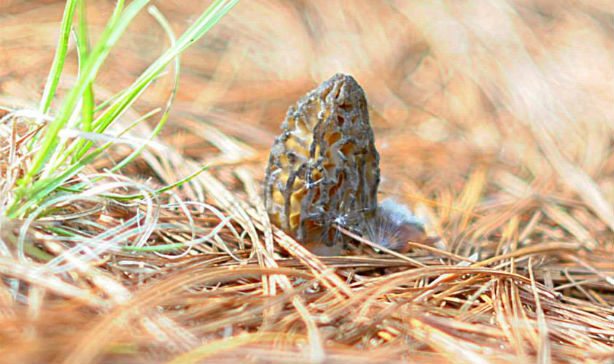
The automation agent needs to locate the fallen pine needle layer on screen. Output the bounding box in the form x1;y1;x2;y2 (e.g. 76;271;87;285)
1;1;614;363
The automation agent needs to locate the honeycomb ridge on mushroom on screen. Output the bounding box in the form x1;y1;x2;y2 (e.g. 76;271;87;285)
264;74;380;251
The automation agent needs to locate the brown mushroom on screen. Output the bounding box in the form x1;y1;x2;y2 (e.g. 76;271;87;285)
264;74;380;252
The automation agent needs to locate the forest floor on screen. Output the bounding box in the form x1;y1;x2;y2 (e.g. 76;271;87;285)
0;1;613;363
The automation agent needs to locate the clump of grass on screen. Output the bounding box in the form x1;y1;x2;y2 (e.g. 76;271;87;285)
1;0;237;254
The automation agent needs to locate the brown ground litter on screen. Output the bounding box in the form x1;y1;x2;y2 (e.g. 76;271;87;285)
0;1;613;363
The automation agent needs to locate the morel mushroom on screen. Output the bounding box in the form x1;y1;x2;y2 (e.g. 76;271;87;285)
265;74;425;254
264;74;379;251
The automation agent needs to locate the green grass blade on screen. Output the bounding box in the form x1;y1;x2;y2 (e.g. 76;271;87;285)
39;0;78;115
73;0;95;163
77;0;94;134
110;5;179;172
104;164;209;202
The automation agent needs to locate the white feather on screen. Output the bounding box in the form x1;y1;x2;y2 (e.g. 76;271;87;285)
365;198;426;252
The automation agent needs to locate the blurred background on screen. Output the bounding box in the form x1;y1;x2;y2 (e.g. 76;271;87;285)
1;0;613;248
